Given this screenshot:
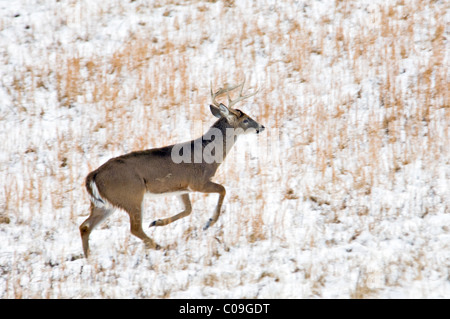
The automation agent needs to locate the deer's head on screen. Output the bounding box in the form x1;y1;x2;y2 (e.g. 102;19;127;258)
210;80;265;134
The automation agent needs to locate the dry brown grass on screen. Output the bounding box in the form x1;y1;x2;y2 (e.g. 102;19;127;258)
0;0;448;298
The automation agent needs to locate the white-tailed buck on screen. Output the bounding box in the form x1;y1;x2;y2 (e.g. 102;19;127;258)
79;80;265;257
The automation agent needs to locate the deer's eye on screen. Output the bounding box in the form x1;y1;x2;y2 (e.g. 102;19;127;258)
243;119;249;124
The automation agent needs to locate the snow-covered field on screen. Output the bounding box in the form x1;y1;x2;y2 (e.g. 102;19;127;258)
0;0;449;298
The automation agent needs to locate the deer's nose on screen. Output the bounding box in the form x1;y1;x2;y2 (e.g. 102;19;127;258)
257;125;265;134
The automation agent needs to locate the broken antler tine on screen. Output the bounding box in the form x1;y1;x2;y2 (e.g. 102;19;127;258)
239;78;246;96
227;91;232;105
210;81;214;102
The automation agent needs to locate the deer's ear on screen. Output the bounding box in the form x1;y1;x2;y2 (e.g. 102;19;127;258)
210;103;231;119
210;104;222;118
219;103;230;116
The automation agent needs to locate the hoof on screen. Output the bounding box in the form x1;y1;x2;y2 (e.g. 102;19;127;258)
203;218;213;231
144;240;161;250
149;219;162;228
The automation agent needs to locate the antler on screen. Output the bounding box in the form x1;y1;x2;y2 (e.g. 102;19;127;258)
227;78;259;108
210;82;241;107
210;79;258;108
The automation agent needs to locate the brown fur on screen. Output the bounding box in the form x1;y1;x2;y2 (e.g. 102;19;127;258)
79;86;264;257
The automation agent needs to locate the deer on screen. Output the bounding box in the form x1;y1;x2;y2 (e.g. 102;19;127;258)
79;80;265;257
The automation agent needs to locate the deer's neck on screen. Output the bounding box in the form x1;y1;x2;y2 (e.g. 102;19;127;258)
201;117;238;164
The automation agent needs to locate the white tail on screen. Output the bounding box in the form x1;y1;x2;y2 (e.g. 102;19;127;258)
79;80;264;257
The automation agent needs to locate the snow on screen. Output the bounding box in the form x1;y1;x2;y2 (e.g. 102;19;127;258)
0;0;449;298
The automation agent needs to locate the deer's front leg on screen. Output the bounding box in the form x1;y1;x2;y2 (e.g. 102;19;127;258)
201;181;226;230
149;194;192;227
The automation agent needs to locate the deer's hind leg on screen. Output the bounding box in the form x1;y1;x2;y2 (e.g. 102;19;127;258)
121;198;160;250
100;174;160;250
80;202;114;258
